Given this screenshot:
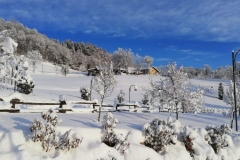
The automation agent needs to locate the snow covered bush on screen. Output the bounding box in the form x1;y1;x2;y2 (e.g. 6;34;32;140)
30;109;61;152
57;129;83;151
101;112;119;147
80;87;90;100
117;90;125;103
101;112;131;156
142;92;149;105
180;126;217;160
17;73;35;94
142;117;181;153
30;109;82;152
205;124;232;154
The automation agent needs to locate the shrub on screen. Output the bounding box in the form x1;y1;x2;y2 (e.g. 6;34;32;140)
142;92;149;105
30;109;82;152
57;129;83;151
142;117;181;153
102;112;131;156
180;126;198;157
218;83;224;100
205;124;231;153
117;90;125;103
17;74;35;94
180;126;217;160
80;87;90;100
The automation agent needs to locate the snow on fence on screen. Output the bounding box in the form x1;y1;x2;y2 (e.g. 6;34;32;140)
0;96;229;115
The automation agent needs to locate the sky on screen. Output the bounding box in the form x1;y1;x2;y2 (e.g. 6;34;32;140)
1;0;240;69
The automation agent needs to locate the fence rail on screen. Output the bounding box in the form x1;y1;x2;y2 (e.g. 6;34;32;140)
1;98;150;113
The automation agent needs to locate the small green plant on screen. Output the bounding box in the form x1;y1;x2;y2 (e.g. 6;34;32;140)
17;74;35;94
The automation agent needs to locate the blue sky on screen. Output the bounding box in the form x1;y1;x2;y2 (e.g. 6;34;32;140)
1;0;240;69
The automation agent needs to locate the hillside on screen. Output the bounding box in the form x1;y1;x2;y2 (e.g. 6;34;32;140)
0;62;239;160
0;18;111;70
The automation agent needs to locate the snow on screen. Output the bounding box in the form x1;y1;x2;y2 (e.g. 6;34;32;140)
1;92;23;102
0;62;240;160
0;37;18;55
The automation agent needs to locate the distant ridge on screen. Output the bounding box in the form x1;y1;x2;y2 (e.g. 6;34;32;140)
0;18;111;70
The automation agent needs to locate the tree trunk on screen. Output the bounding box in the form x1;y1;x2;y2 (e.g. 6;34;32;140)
176;107;179;120
98;99;104;122
231;110;235;129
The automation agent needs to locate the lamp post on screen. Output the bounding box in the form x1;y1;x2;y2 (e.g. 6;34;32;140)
89;76;94;101
129;85;137;103
232;50;240;132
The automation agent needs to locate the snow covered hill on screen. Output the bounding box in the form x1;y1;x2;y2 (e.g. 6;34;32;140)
0;62;239;160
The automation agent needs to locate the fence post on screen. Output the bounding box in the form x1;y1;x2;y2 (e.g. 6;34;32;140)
59;100;66;108
10;99;20;109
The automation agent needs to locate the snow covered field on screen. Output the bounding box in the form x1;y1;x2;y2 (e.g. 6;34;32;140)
0;62;239;160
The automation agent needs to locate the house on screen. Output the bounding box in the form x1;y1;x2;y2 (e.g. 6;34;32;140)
113;67;137;75
87;67;100;76
113;68;126;75
141;66;160;75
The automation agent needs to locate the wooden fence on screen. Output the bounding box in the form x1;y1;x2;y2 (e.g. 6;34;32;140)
1;98;150;113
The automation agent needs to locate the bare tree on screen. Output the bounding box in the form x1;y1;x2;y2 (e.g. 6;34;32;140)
111;48;134;72
143;55;153;74
134;54;143;75
27;50;42;73
203;64;212;79
61;64;70;76
225;65;233;80
93;62;117;122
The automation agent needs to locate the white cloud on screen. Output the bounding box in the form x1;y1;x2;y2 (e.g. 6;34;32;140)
156;58;171;62
2;0;240;42
166;46;209;56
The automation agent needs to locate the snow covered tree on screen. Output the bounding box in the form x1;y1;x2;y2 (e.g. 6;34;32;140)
225;65;233;80
80;87;90;100
111;48;134;72
218;83;224;100
17;73;35;94
213;66;225;79
182;86;204;113
157;65;168;77
142;117;181;153
203;64;212;79
146;62;188;119
143;55;153;74
224;80;239;128
134;54;143;75
117;90;125;103
27;50;42;73
0;31;18;79
61;63;70;76
101;112;131;157
0;31;18;56
93;62;117;122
